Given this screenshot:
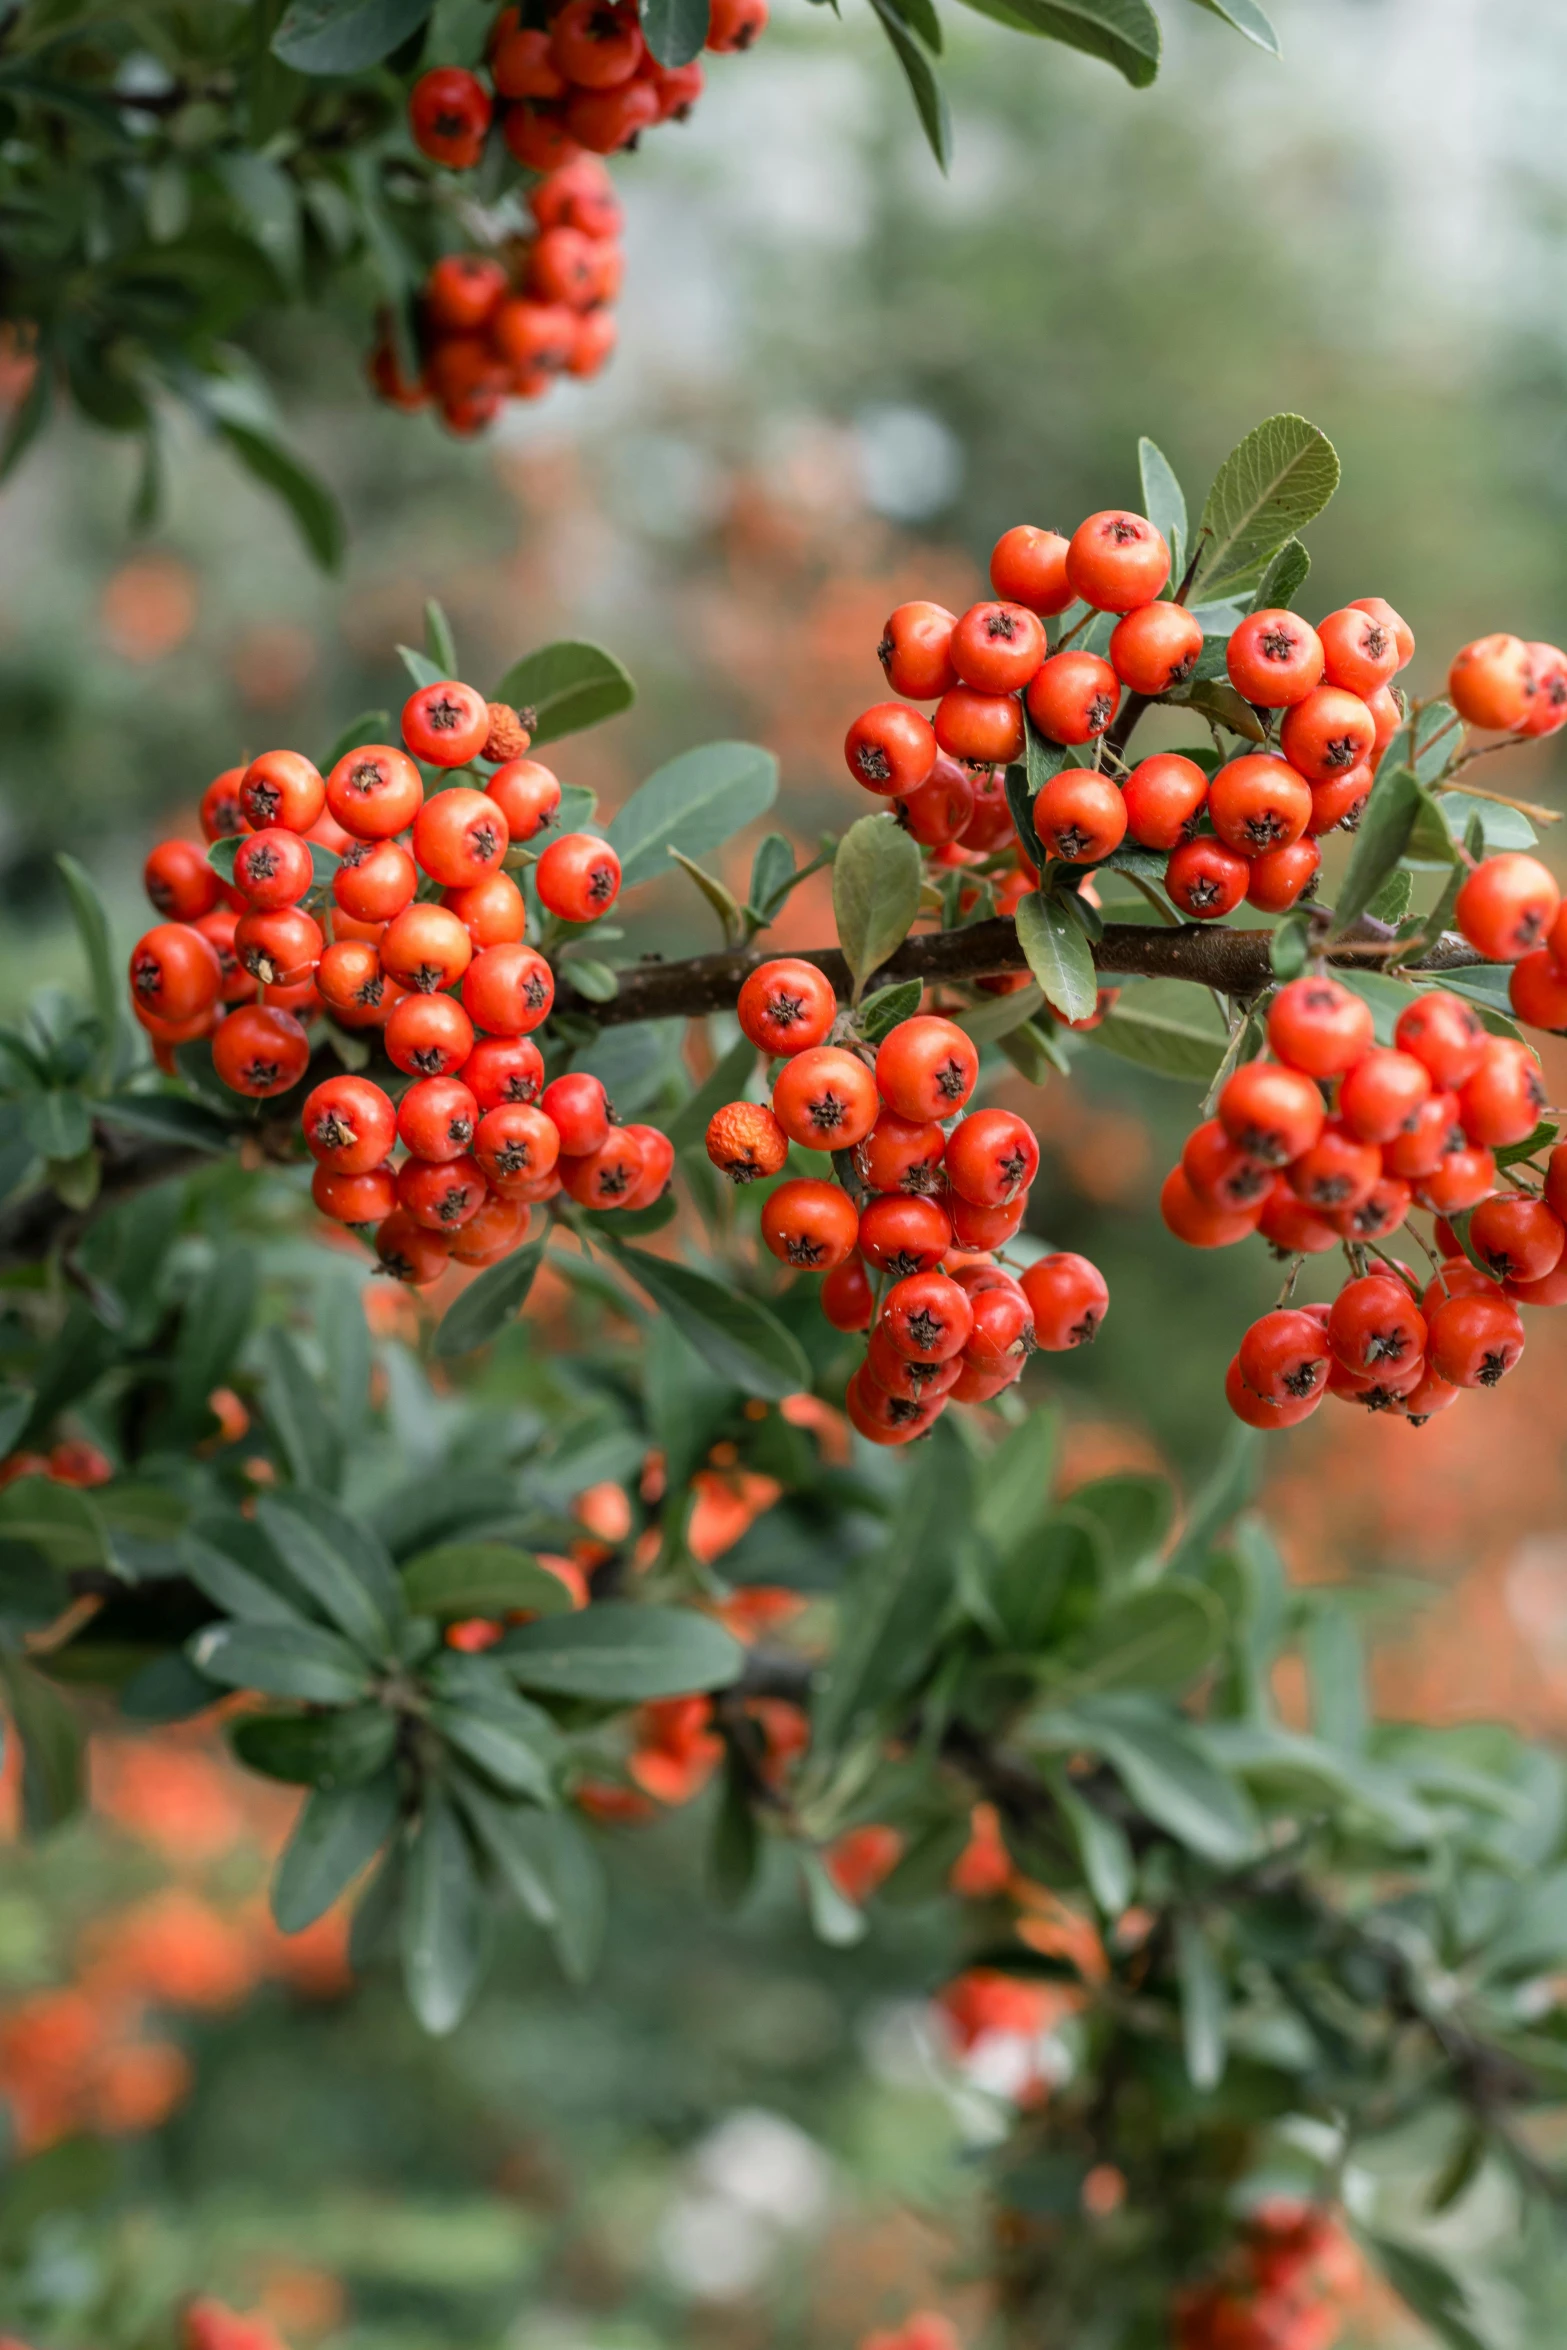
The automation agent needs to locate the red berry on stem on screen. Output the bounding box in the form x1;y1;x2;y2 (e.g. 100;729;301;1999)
1021;1253;1109;1349
771;1047;879;1149
1065;511;1169;612
535;832;621;921
989;526;1073;616
1267;976;1373;1079
326;745;424;841
760;1178;859;1270
403;681;490;768
1122;753;1208;850
1226;610;1324;707
1108;601;1203;695
1164;837;1249;921
1024;651;1119;746
875;1016;979;1121
737;959;837;1056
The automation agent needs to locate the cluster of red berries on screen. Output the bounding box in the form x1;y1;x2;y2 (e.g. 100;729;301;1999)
371;158;622;432
702;962;1109;1444
128;679;672;1286
1163;972;1564;1427
1175;2201;1356;2350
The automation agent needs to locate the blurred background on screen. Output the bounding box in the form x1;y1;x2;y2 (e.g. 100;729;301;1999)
5;0;1567;2341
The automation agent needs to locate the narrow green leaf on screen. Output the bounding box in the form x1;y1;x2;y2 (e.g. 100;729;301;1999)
642;0;710;65
857;978;924;1043
231;1706;397;1789
499;1602;745;1701
818;1422;973;1748
609;1245;810;1400
747;833;798;926
256;1325;341;1493
423;598;459;676
450;1773;559;1926
1138;437;1187;581
490;641;635;747
1361;2235;1492;2350
432;1236;546;1360
1175;1913;1229;2090
0;1478;108;1574
801;1849;868;1946
402;1787;488;2034
1015;891;1097;1022
216;422;344;571
256;1493;396;1658
950;0;1160;86
1041;1582;1225;1700
669;849;743;941
666;1028;758;1152
535;1810;607;1983
179;1530;310;1628
190;1619;372;1705
1187;0;1278;53
89;1093;234;1151
709;1755;760;1909
1192;413;1340;603
833;813;923;1000
273;1772;399;1932
868;0;951;169
608;742;778;892
1051;1777;1133;1916
1331;765;1420;937
0;1654;85;1835
273;0;435;72
55;854;124;1082
428;1691;557;1804
564;958;619;1003
320;710;392;774
1249;535;1310;612
401;1540;574;1619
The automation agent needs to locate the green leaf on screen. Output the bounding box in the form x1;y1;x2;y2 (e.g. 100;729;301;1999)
56;854;125;1082
951;0;1160;86
423;598;459;677
171;1246;258;1428
0;1654;84;1835
1366;868;1413;925
1175;1913;1229;2091
608;742;779;892
1249;535;1310;612
401;1541;574;1619
1091;980;1230;1081
1362;2236;1493;2350
273;0;435;72
642;0;710;64
1179;678;1267;741
709;1755;761;1909
818;1421;973;1749
1192;413;1340;602
215;423;344;572
666;1028;758;1153
499;1602;744;1702
1330;765;1420;937
609;1245;810;1400
89;1093;234;1151
868;0;951;169
535;1810;607;1983
801;1848;869;1945
1052;1777;1134;1916
1041;1581;1225;1700
975;1407;1059;1559
564;958;619;1003
1187;0;1278;53
992;1511;1102;1653
833;813;923;1001
1137;438;1187;581
397;644;444;692
1015;891;1097;1022
256;1325;342;1493
954;982;1046;1049
0;1388;34;1460
1024;711;1070;796
180;1530;310;1628
432;1236;546;1360
490;641;635;747
273;1772;399;1932
1067;1473;1174;1581
320;709;392;774
0;1478;108;1574
669;849;743;942
256;1493;397;1659
190;1619;372;1705
1270;911;1311;981
1035;1697;1260;1865
428;1675;558;1805
857;978;924;1043
747;833;799;926
450;1774;559;1926
230;1706;397;1789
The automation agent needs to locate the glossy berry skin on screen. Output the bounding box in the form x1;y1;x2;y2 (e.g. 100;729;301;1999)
129;923;223;1024
1021;1253;1109;1350
1258;1178;1339;1255
821;1254;875;1331
1349;594;1415;670
462;943;555;1036
1108;600;1202;695
771;1047;879;1149
403;681;490;768
619;1124;675;1211
1318;604;1402;697
880;1271;974;1363
1209;755;1313;854
1455;853;1560;961
949;601;1046;694
239;750;325;835
1504;1259;1567;1308
200;768;248;842
1159;1165;1260;1247
900;758;975;847
449;1192;530;1266
317;941;396;1027
550;0;644;83
535;832;621;921
1164;837;1248;921
1510;948;1567;1033
1278;686;1376;785
1122;754;1208;850
856;1108;947;1195
1394;991;1486;1089
846;1365;942;1445
444;871;528;949
302;1076;397;1174
540;1071;611;1156
1226;1355;1321;1429
933;685;1025;767
1066;511;1169;612
1327;1274;1426;1374
380;904;472;996
1024;651;1119;745
1034;772;1127;863
211;1005;309;1098
326;745;424;841
398;1153;486;1231
865;1326;963;1404
1238;1309;1331;1407
233;907;322;988
846;702;938;796
878;602;958;700
707;1099;789;1183
964;1285;1036;1370
1414;1143;1497;1216
944;1108;1039;1205
232;828;314;910
759;1178;859;1270
957;768;1016;853
413;787;509;887
312;1164;398;1226
948;1192;1027;1250
473;1102;560;1188
1306;765;1372;835
559;1129;648;1209
1226;609;1325;707
195;908;251;1005
1267;976;1374;1078
488;758;562;841
1330;1172;1412;1241
1469;1194;1565;1283
1337;1046;1432;1144
1181;1120;1274;1215
1245;837;1320;912
375;1211;453;1286
384;992;475;1080
875;1016;979;1121
1427;1291;1525;1388
1287;1121;1381;1214
1384;1090;1465;1180
1448;633;1533;730
1218;1061;1324;1165
1520;642;1567;737
737;959;837;1056
144;838;220;922
334;839;417;925
989;525;1073;616
857;1193;952;1278
1459;1037;1546;1148
460;1034;545;1109
425;253;508;332
397;1076;479;1163
409;68;492;167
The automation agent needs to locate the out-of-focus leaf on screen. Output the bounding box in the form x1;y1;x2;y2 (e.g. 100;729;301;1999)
432;1239;546;1360
231;1706;397;1789
1138;437;1187;581
402;1542;574;1619
0;1654;84;1835
609;1245;809;1400
500;1603;744;1701
1175;1913;1229;2090
273;0;435;73
951;0;1160;88
216;422;344;571
273;1772;400;1933
867;0;951;169
190;1619;372;1705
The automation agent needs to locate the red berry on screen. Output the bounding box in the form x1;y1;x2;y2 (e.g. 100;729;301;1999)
963;1284;1036;1370
1306;765;1372;835
1448;633;1533;731
1267;976;1373;1079
856;1108;948;1195
312;1163;398;1226
397;1076;480;1163
846;702;938;796
1383;1089;1465;1180
129;923;223;1024
1245;837;1320;912
375;1212;454;1286
384;992;475;1079
239;750;324;835
316;941;395;1027
1328;1172;1411;1241
821;1255;875;1331
1020;1252;1108;1349
1238;1309;1331;1407
620;1124;674;1211
900;758;975;848
450;1191;531;1265
1455;853;1560;962
460;1035;545;1109
760;1178;859;1270
1218;1062;1325;1165
1226;609;1324;707
1159;1164;1260;1247
334;839;417;925
877;601;957;700
200;768;248;842
380;903;472;996
1164;837;1249;921
934;685;1025;767
1427;1290;1525;1388
1413;1144;1496;1216
540;1071;611;1157
857;1192;951;1277
943;1108;1039;1205
413;787;509;888
1337;1046;1432;1144
947;1192;1027;1251
1278;686;1376;786
879;1271;974;1362
535;832;621;921
865;1325;963;1403
1122;753;1208;851
875;1016;978;1121
1468;1194;1565;1283
1349;595;1415;671
474;1102;561;1189
1024;651;1119;746
737;958;837;1056
1182;1119;1275;1215
195;908;251;1005
488;758;562;842
1287;1121;1382;1214
550;0;644;85
1033;773;1127;863
706;0;768;50
1225;1354;1322;1429
957;767;1016;853
1208;755;1312;854
144;838;220;922
426;254;508;333
771;1047;879;1149
1108;601;1202;695
1257;1177;1339;1255
1520;642;1567;739
1509;948;1567;1032
949;601;1046;695
211;1004;309;1098
398;1153;486;1230
1327;1273;1426;1374
846;1363;943;1445
1065;511;1169;612
1459;1037;1546;1148
1394;990;1486;1089
326;744;424;842
989;526;1073;616
409;67;492;168
302;1075;397;1174
1317;605;1402;698
462;943;555;1035
233;906;322;989
444;871;528;949
403;681;490;768
232;827;315;911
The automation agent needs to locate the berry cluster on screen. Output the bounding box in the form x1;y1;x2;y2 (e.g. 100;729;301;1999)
1175;2202;1356;2350
703;964;1109;1445
372;159;623;432
1164;973;1564;1428
378;0;765;429
129;680;673;1287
